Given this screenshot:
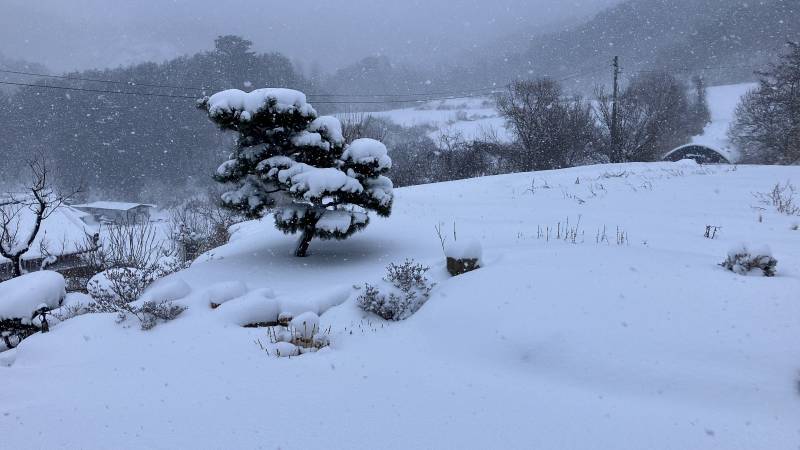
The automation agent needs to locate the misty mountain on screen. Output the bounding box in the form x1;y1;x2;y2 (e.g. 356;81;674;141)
493;0;799;88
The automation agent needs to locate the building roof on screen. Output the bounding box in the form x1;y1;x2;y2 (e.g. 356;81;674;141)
662;144;730;163
0;206;99;264
71;201;156;211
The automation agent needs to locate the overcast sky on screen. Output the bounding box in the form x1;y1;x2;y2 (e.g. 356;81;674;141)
0;0;618;74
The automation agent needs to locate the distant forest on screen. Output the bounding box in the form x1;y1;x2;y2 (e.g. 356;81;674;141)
0;0;796;202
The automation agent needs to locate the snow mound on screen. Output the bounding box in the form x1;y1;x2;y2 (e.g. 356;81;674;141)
444;239;483;261
140;278;192;303
342;138;392;170
0;271;66;320
290;312;320;339
61;293;94;311
214;289;279;326
200;281;249;308
206;88;316;120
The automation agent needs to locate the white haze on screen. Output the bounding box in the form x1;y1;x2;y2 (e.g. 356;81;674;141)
0;0;619;73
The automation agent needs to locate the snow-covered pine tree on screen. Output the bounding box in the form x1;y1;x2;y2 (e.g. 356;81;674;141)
199;89;393;257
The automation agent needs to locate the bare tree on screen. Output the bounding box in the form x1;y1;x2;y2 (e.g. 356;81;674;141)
169;190;243;263
596;72;694;162
87;218;181;304
729;42;800;164
339;111;389;144
0;156;79;278
497;78;600;171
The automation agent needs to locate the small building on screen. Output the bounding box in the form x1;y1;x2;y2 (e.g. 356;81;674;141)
0;207;100;283
71;201;156;224
662;144;730;164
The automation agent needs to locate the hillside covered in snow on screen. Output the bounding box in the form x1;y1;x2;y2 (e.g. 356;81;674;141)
1;160;799;449
370;82;755;162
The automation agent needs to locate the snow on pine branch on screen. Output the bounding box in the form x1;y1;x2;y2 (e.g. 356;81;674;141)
342;138;392;170
205;88;316;121
278;165;364;199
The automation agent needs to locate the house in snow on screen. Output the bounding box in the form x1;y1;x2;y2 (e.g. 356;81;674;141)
71;201;156;224
0;206;99;282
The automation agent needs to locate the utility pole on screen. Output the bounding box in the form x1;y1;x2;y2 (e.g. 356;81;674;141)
610;55;621;163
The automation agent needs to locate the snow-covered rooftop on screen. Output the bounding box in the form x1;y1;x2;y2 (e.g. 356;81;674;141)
71;201;156;211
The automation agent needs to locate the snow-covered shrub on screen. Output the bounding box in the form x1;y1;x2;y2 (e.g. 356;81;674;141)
88;275;189;330
258;312;329;357
86;220;183;304
169;193;242;263
754;182;800;215
88;295;186;331
357;259;434;320
199;88;393;257
720;245;778;277
50;293;95;324
0;271;66;349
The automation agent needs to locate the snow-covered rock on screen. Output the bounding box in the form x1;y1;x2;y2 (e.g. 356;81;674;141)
0;271;65;321
444;239;483;261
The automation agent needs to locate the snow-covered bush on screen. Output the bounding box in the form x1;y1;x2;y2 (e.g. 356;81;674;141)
86;220;183;304
0;271;65;349
357;259;434;320
720;245;778;277
169;193;242;263
199;88;393;257
88;295;186;331
754;182;800;216
257;312;329;357
50;293;95;324
88;275;189;330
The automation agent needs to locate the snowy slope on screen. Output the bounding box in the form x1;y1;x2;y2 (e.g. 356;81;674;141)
691;83;757;162
372;83;755;158
2;161;800;449
369;96;511;143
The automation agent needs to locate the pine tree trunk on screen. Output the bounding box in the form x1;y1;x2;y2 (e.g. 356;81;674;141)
294;226;315;257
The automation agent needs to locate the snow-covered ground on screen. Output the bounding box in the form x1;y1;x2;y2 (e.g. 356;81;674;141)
2;160;799;449
371;96;512;143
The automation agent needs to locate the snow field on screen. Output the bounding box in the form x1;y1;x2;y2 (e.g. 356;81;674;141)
1;160;799;449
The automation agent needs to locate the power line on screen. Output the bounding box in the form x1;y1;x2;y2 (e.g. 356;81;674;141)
629;64;760;74
0;68;212;92
0;80;198;99
0;68;503;99
0;62;754;106
0;79;504;105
